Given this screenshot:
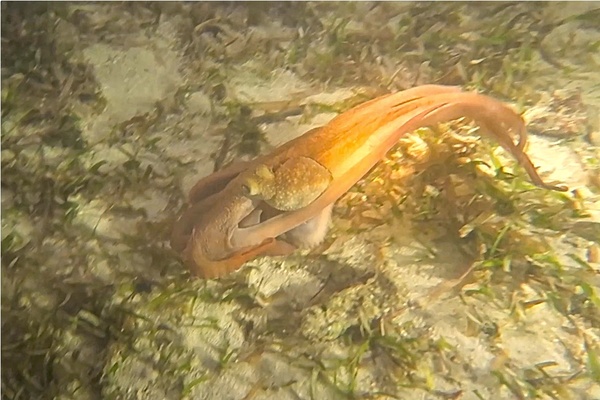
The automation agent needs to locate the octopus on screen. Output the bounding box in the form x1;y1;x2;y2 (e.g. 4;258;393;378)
170;85;567;279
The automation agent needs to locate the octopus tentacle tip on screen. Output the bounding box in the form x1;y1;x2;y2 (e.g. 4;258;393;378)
550;184;569;192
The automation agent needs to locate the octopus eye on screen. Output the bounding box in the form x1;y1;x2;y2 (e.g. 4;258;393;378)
241;180;257;196
255;164;275;180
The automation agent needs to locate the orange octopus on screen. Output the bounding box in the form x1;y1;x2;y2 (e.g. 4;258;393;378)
171;85;566;278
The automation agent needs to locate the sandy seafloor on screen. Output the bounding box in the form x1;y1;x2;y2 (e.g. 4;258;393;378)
2;2;600;399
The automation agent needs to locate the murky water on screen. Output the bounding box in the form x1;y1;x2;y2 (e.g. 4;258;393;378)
2;3;599;399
